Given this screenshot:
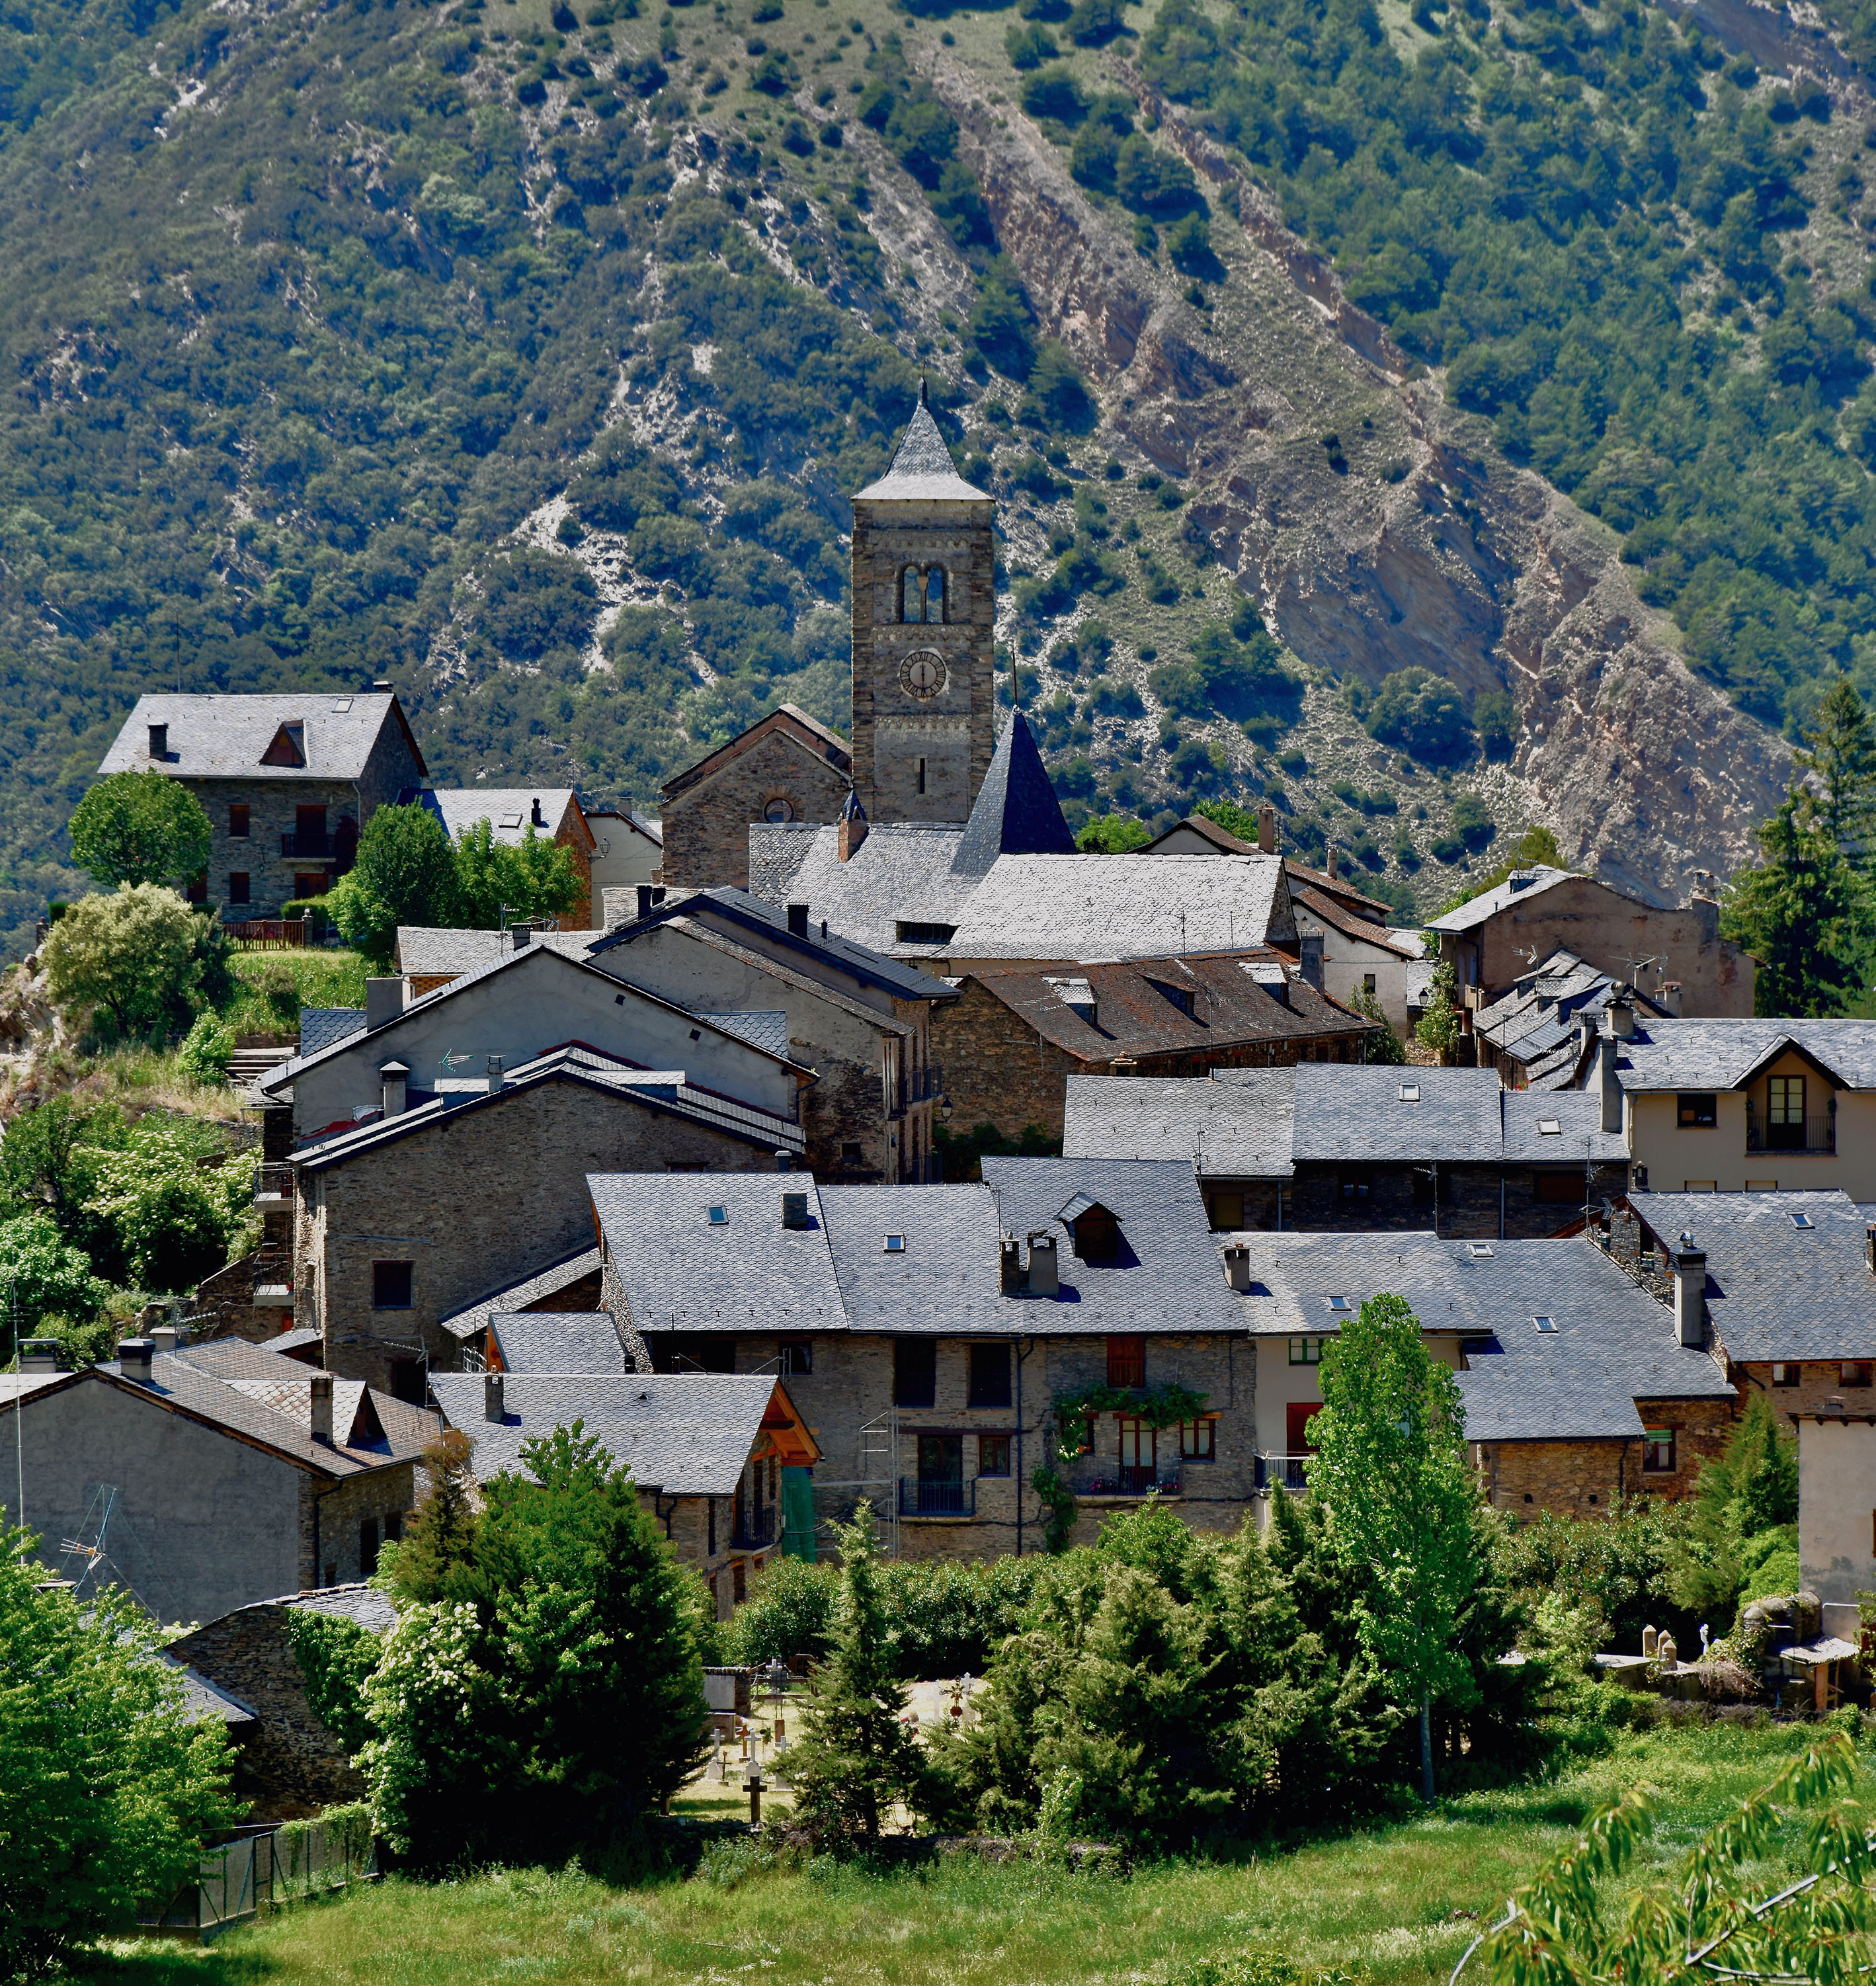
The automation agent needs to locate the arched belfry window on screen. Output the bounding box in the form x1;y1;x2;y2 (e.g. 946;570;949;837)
924;566;946;624
899;566;922;623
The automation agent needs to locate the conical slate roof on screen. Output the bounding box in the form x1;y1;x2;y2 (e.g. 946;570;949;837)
854;382;993;503
951;711;1078;874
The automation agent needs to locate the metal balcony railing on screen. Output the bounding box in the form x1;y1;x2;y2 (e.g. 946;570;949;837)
1254;1453;1313;1492
252;1164;294;1207
731;1510;776;1550
1068;1464;1182;1498
899;1477;976;1518
279;831;331;859
1746;1103;1835;1154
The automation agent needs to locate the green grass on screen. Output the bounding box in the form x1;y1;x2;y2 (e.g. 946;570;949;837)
220;951;368;1042
77;1722;1867;1986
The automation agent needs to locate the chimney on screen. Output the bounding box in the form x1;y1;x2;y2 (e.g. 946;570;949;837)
1299;934;1324;990
1223;1243;1250;1292
364;977;404;1030
1600;1032;1623;1136
147;722;167;761
509;924;531;950
1658;981;1683;1018
530;796;544;827
775;1149;792;1172
309;1370;334;1444
486;1055;504;1096
782;1191;809;1230
637;884;655;919
787;903;810;938
116;1338;155;1385
1257;802;1276;854
1000;1235;1024;1294
149;1325;179;1356
1324;843;1338;881
1673;1243;1707;1348
1608;995;1636;1040
380;1059;409;1117
838;788;868;862
1027;1233;1059;1297
373;679;393;692
484;1371;505;1423
1866;1224;1875;1276
18;1339;60;1374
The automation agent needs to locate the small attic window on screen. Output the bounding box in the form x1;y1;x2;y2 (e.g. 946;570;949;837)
1469;1243;1494;1258
1792;1212;1815;1229
1534;1315;1557;1334
1326;1295;1352;1312
261;722;307;768
1537;1118;1562;1136
1150;979;1195;1017
498;811;524;829
708;1206;729;1225
1399;1083;1420;1102
329;697;354;713
883;1233;906;1253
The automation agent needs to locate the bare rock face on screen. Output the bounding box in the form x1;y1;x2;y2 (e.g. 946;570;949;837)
934;60;1790;906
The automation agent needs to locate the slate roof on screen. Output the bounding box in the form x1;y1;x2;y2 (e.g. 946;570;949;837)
950;714;1077;873
300;1008;366;1055
282;1583;400;1632
591;886;957;1004
396;927;510;977
405;788;585;847
977;1156;1248;1334
1629;1189;1876;1362
662;703;852;805
965;954;1372;1064
1427;866;1579;934
430;1372;788;1495
852;392;991;503
290;1041;806;1171
1289;882;1420;960
97;692;424;781
817;1184;1006;1333
437;1245;605;1345
703;1011;792;1059
1282;859;1397;925
1475;948;1670;1088
1613;1020;1876;1093
747;822;979;956
489;1310;628;1375
158;1654;258;1726
587;807;663;846
1064;1065;1626;1175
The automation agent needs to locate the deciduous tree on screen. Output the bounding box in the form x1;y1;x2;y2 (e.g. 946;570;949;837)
323;803;460;970
67;771;212;890
42;886;214;1040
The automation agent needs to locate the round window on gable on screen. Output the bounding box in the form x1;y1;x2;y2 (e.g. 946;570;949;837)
764;796;796;824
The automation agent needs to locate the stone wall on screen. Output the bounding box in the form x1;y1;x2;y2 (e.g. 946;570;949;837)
662;729;852;890
167;1598;380;1822
305;1077;777;1387
1734;1361;1876;1419
1282;1158;1631;1239
300;1465;419;1590
1474;1437;1634;1516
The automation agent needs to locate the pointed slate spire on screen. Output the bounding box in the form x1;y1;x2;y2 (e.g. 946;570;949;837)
838;784;869;862
950;711;1078;875
853;387;992;503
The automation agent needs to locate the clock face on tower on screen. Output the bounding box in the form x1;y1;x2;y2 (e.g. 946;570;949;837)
898;649;948;700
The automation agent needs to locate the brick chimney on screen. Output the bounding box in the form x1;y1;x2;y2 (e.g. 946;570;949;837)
1673;1240;1707;1347
309;1370;334;1444
838;788;868;862
1257;802;1276;854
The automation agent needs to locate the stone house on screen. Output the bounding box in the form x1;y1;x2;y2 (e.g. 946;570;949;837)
586;886;955;1183
932;953;1379;1147
1428;865;1755;1017
429;1370;820;1617
95;688;427;919
289;1044;809;1392
165;1584;396;1821
1577;1015;1876;1199
1473;948;1674;1090
586;1158;1258;1558
437;1247;606;1365
586;807;664;899
1063;1065;1631;1237
1142;810;1428;1033
1625;1188;1876;1421
405;787;598;929
661;703;854;890
1793;1407;1876;1604
0;1334;433;1624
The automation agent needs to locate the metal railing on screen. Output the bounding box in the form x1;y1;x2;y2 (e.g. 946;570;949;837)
1068;1464;1182;1498
899;1477;976;1517
279;830;331;858
252;1164;294;1206
1255;1452;1313;1492
1746;1103;1836;1153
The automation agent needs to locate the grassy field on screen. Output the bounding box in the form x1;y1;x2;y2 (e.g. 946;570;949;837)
220;950;368;1043
81;1720;1865;1986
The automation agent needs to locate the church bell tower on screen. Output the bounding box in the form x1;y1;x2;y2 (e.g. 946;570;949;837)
848;384;997;825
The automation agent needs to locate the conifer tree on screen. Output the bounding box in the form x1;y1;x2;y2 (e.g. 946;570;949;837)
786;1506;930;1847
1795;677;1876;858
1721;785;1873;1016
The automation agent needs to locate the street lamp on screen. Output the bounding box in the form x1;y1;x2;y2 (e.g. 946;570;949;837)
939;1097;954;1124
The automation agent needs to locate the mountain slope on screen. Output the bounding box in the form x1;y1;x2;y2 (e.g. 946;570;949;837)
0;0;1864;954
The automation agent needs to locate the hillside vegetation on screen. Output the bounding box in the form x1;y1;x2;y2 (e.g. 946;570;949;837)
0;0;1868;947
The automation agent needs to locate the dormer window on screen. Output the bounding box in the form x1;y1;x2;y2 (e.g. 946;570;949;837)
261;721;307;768
1058;1192;1121;1261
1149;979;1195;1018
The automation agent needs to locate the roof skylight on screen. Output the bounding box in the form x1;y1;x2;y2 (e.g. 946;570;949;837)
1791;1212;1815;1229
1537;1118;1561;1136
1469;1243;1494;1258
1399;1083;1420;1102
1534;1315;1557;1334
1326;1295;1352;1312
883;1234;906;1253
708;1206;728;1225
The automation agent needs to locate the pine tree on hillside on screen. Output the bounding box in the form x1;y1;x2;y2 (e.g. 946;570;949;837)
1795;677;1876;858
1721;785;1873;1016
786;1506;930;1847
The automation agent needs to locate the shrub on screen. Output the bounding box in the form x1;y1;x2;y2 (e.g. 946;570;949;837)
1450;792;1496;852
1018;340;1096;433
85;1122;247;1294
1364;668;1475;765
1020;65;1086;122
1475;688;1517;760
68;771;213;890
43;886;218;1042
0;1530;237;1981
323;804;459;972
1005;21;1057;66
1116;135;1202;218
720;1554;838;1665
0;1214;110;1360
1079;813;1152;850
176;1010;234;1085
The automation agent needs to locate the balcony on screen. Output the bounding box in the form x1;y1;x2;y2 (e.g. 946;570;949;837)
1745;1104;1835;1155
252;1165;294;1208
1066;1462;1182;1499
1254;1453;1313;1493
279;831;332;860
899;1477;977;1518
253;1284;294;1308
731;1509;776;1551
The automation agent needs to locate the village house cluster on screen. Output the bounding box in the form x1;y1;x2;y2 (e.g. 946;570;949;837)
9;393;1876;1811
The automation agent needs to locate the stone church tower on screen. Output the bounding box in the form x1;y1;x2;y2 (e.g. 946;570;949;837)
848;386;996;825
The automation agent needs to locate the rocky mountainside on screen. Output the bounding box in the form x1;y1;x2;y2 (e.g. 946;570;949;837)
0;0;1865;954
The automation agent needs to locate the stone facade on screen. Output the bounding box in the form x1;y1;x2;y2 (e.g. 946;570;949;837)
298;1075;784;1388
1193;1157;1631;1237
850;497;997;826
1472;1396;1733;1516
660;711;853;890
1733;1360;1876;1420
298;1465;419;1591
